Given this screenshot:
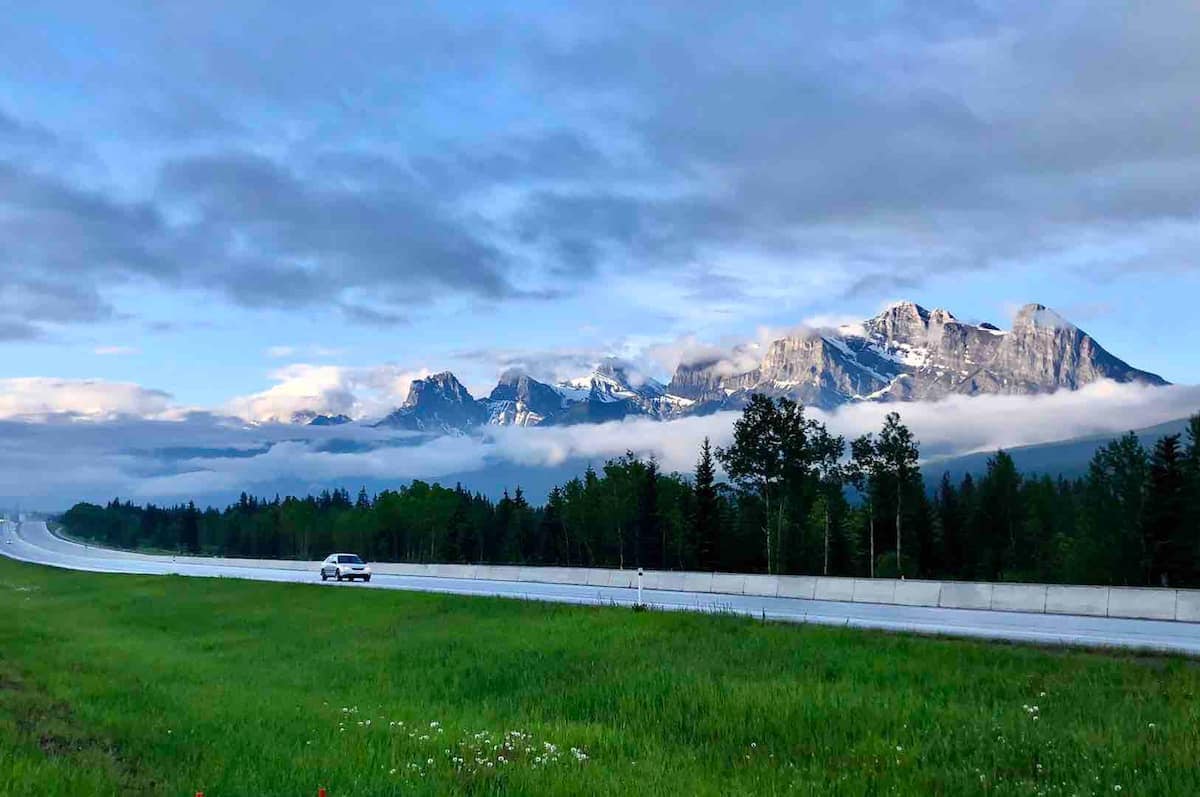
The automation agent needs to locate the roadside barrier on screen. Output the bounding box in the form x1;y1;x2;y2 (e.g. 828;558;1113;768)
38;524;1200;623
365;561;1200;623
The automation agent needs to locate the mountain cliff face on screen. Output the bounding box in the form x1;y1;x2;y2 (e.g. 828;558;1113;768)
374;372;488;433
668;302;1167;410
486;371;568;427
315;301;1167;434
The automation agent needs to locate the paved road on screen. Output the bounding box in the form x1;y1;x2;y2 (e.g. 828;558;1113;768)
5;520;1200;655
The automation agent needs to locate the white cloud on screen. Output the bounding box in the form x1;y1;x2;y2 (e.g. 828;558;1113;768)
2;380;1197;509
227;364;431;422
813;381;1200;459
0;378;175;421
93;345;140;356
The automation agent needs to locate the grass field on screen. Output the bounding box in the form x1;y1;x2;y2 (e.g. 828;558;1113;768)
0;558;1198;796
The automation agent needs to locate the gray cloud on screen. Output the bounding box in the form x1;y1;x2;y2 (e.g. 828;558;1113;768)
2;2;1200;336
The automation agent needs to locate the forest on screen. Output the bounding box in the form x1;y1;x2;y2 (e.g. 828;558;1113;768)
61;397;1200;587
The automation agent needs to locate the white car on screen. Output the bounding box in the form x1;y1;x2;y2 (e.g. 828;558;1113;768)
320;553;372;582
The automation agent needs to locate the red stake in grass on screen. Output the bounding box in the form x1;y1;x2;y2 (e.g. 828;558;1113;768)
319;789;327;797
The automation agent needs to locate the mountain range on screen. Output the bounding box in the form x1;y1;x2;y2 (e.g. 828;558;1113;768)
295;302;1167;435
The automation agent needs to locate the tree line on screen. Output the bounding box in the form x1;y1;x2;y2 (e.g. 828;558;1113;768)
61;397;1200;587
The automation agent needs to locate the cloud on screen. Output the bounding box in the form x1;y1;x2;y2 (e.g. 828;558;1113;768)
2;3;1200;335
3;377;1197;510
94;345;139;356
227;364;432;422
0;378;175;421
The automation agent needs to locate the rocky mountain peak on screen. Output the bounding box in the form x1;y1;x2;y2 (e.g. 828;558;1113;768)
866;301;935;344
403;371;473;409
667;300;1167;411
1012;303;1075;331
362;300;1167;435
378;371;485;433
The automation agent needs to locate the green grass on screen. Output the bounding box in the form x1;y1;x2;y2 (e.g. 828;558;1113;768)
0;558;1197;795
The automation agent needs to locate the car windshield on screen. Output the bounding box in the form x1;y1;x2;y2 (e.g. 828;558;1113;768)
336;555;363;564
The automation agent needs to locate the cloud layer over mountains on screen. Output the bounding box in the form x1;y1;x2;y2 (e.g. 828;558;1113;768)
4;380;1197;510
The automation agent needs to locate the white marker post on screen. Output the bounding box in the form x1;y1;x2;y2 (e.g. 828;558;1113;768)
637;567;644;607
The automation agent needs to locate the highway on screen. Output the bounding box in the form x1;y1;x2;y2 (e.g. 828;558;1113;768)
5;520;1200;655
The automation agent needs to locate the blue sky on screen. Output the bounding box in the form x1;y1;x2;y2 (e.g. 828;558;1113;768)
2;1;1200;416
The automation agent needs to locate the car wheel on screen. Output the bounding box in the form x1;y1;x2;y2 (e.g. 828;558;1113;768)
321;572;328;581
364;575;371;583
335;572;343;582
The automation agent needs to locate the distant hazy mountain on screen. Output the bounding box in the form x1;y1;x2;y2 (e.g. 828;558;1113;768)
924;416;1194;484
299;301;1168;434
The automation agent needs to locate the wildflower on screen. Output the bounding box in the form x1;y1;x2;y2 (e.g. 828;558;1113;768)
896;746;903;752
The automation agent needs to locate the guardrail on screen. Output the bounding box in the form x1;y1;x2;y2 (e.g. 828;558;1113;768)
363;562;1200;623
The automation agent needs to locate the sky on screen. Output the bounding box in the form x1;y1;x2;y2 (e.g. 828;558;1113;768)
2;2;1200;506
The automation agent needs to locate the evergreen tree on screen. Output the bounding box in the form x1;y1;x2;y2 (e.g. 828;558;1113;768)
978;451;1022;580
692;437;721;571
1145;435;1186;586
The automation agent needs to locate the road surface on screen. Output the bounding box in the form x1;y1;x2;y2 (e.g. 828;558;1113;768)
5;520;1200;655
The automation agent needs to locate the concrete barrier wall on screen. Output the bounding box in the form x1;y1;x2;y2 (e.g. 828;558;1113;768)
1045;586;1109;617
776;576;817;599
1177;592;1200;623
742;575;780;597
990;584;1047;613
894;580;941;607
814;578;855;602
348;554;1200;623
81;525;1191;622
939;582;992;610
852;579;896;605
1107;588;1177;621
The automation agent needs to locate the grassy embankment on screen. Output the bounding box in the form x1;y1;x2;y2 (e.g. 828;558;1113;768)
0;556;1198;795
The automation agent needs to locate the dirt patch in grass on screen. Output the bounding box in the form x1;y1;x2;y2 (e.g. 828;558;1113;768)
0;664;160;793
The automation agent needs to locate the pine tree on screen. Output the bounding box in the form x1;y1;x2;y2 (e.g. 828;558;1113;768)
978;451;1022;580
693;437;721;571
1145;435;1186;586
1185;415;1200;585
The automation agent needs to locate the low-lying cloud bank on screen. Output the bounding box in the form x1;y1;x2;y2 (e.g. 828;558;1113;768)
1;381;1197;510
